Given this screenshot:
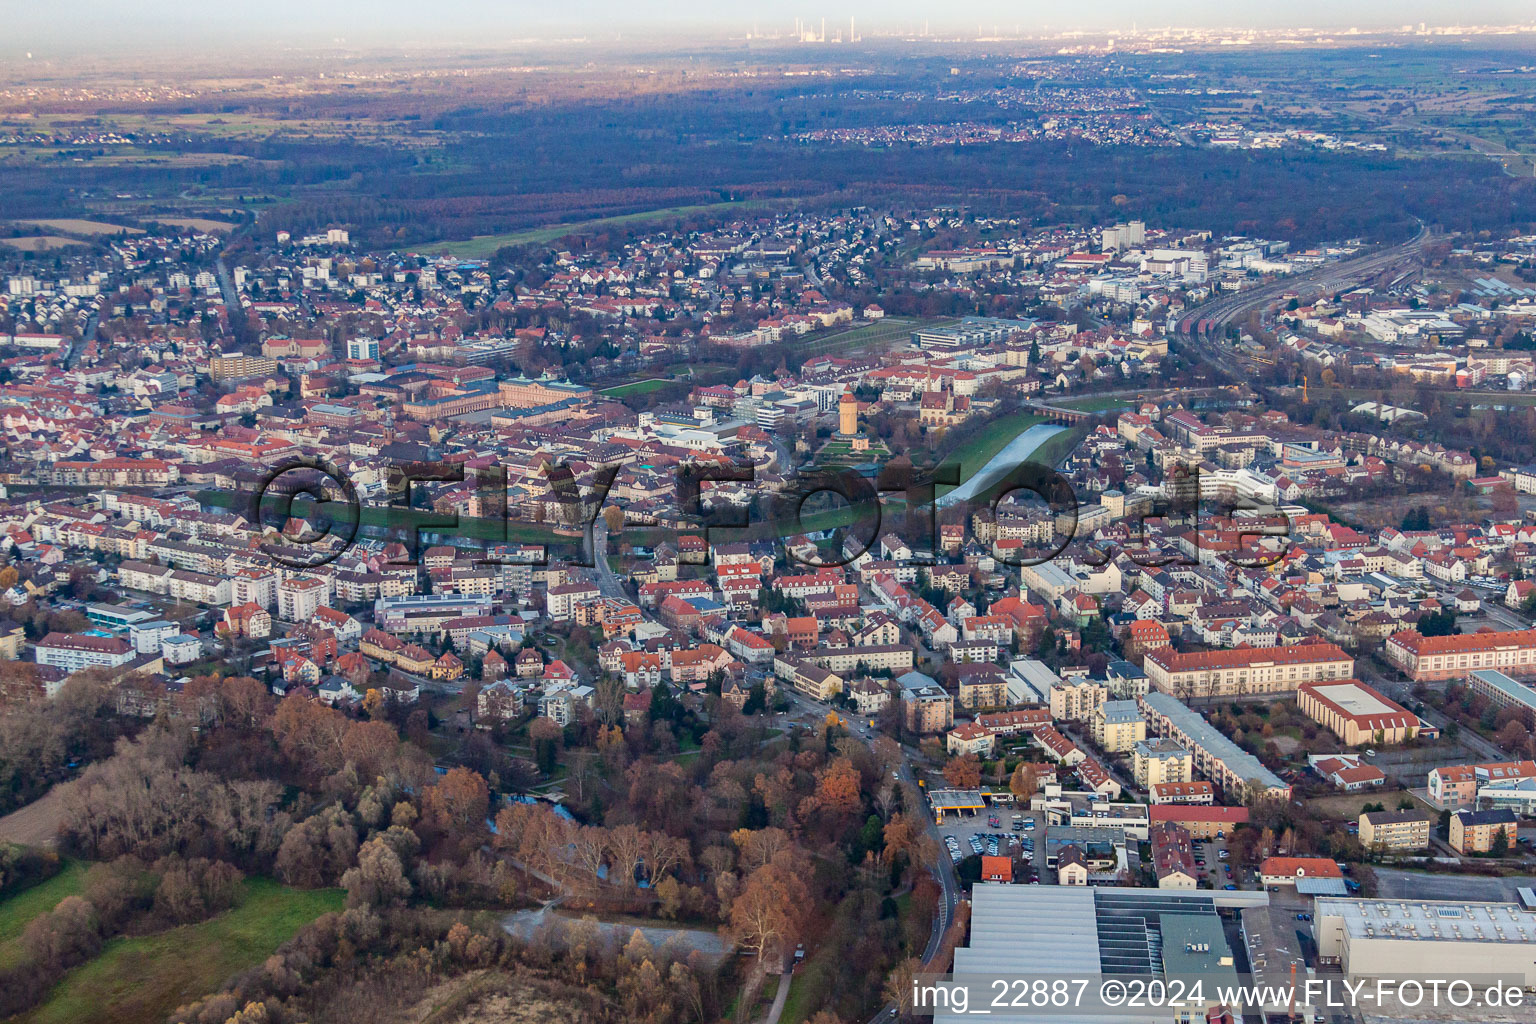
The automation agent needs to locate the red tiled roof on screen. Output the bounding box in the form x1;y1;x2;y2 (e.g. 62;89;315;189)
1145;638;1349;673
1260;857;1342;879
1149;806;1250;825
1388;627;1536;656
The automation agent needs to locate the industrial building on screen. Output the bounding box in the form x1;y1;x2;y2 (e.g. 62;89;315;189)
938;886;1267;1024
1314;898;1536;986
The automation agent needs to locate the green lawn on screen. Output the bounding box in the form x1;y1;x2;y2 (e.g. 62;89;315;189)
1030;423;1091;470
20;878;343;1024
0;861;86;966
938;410;1048;485
599;378;673;398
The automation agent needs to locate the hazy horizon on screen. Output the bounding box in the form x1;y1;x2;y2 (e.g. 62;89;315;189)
7;0;1536;59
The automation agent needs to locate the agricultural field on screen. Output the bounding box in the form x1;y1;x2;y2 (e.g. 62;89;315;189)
13;218;143;236
0;235;85;251
146;216;237;232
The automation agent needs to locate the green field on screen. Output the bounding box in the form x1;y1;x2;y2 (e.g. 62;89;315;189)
1031;423;1091;471
0;861;86;967
789;316;945;360
421;200;778;257
939;410;1048;485
599;378;673;398
20;878;343;1024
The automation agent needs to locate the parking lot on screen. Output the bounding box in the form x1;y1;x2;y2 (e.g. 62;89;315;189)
1191;837;1240;889
940;808;1041;883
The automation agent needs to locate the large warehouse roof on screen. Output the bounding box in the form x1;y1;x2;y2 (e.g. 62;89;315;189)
1316;898;1536;942
939;886;1269;1024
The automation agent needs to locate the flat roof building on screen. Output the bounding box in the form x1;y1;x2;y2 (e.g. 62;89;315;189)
1468;668;1536;729
1314;898;1536;986
1139;691;1290;800
1427;760;1536;809
940;886;1267;1024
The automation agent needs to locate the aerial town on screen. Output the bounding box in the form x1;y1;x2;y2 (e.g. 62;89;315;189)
3;10;1536;1024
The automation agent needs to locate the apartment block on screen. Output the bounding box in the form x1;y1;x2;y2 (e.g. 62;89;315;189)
1144;639;1352;699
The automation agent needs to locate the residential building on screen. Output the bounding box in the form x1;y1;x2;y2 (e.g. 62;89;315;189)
1428;761;1536;809
1148;780;1214;806
1259;857;1344;888
1050;676;1108;722
947;722;998;757
1386;628;1536;682
1149;821;1198;889
1133;737;1193;790
1092;699;1147;753
1147;805;1249;839
1139;691;1290;800
1450;808;1518;854
1358;809;1432;852
1467;669;1536;729
35;632;135;676
900;671;954;734
277;575;330;622
1144;639;1353;699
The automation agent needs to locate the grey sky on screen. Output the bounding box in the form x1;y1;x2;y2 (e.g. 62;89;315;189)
8;1;1536;55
